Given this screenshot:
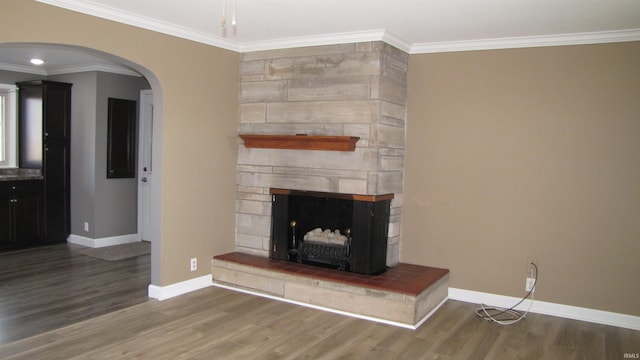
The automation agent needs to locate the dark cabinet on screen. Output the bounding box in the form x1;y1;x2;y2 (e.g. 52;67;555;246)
107;98;137;178
17;80;72;244
0;181;45;251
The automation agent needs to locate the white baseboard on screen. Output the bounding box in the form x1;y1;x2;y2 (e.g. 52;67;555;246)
67;234;139;248
148;275;213;301
449;288;640;331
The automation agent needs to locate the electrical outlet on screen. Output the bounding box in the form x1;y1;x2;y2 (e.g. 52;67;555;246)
525;258;537;293
526;277;536;292
190;258;197;271
526;257;538;273
84;222;89;232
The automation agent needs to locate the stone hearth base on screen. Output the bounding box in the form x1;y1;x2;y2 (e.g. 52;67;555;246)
211;252;449;329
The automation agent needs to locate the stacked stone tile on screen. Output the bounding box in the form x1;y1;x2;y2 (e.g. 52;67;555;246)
236;41;408;266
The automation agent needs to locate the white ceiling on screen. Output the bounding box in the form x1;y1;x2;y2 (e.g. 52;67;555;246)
36;0;640;52
2;0;640;75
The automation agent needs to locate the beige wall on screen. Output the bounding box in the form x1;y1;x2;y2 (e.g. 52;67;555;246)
1;1;239;285
3;1;639;317
404;42;640;315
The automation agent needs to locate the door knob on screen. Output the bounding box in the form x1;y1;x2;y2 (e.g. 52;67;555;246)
141;177;148;182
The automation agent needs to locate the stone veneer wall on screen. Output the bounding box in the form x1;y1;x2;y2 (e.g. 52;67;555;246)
235;41;407;266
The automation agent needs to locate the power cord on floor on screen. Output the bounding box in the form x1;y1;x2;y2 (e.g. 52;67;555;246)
475;262;538;325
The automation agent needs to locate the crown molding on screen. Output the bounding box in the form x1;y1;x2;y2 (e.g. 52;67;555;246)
35;0;240;52
381;32;412;54
238;29;393;53
410;28;640;54
47;63;141;76
0;62;48;76
0;61;140;77
36;0;640;55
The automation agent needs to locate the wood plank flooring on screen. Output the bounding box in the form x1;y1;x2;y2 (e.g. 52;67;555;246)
0;286;638;359
0;243;150;344
1;244;638;359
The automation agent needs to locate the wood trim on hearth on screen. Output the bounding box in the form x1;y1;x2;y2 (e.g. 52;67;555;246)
269;188;394;202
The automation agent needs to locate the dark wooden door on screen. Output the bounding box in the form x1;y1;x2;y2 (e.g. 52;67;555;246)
0;193;13;249
0;181;45;250
13;190;44;245
17;80;72;244
42;82;72;243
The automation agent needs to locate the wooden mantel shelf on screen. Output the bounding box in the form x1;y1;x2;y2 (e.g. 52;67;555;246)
239;134;359;152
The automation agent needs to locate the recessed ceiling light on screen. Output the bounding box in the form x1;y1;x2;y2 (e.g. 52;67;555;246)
30;58;44;65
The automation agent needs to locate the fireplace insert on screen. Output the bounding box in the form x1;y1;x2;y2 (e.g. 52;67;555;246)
270;188;393;274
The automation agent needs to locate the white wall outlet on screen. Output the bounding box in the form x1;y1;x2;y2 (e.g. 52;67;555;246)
190;258;197;271
526;277;536;292
84;222;89;232
526;257;538;273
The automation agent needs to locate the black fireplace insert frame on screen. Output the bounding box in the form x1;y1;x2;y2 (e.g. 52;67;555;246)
270;188;393;275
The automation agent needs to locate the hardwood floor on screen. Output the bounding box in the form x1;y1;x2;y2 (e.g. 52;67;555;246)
1;244;638;359
0;285;638;358
0;242;150;344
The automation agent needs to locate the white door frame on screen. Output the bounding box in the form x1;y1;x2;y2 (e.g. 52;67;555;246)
138;89;153;242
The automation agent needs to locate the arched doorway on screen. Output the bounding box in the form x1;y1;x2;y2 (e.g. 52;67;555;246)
0;42;163;287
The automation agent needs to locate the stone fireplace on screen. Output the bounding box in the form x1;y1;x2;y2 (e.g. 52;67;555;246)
217;45;448;327
235;41;407;267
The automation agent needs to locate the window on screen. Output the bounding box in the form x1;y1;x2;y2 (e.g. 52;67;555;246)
0;84;17;168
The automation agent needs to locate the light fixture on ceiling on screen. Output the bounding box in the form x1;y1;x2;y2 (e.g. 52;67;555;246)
221;0;237;29
30;58;44;65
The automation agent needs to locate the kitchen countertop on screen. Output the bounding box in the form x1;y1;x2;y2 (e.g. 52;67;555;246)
0;174;44;181
0;169;44;181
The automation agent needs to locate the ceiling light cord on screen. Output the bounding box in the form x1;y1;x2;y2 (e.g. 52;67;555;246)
221;0;226;28
475;262;538;325
221;0;237;29
232;0;237;26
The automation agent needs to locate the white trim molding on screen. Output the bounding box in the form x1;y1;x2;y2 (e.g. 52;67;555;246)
411;29;640;54
148;275;213;301
449;288;640;331
34;1;640;54
0;62;48;76
35;0;239;52
67;233;139;248
46;63;141;77
0;61;141;77
238;29;390;53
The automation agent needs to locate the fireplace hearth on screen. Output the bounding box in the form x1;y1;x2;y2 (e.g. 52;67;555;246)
270;188;393;274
